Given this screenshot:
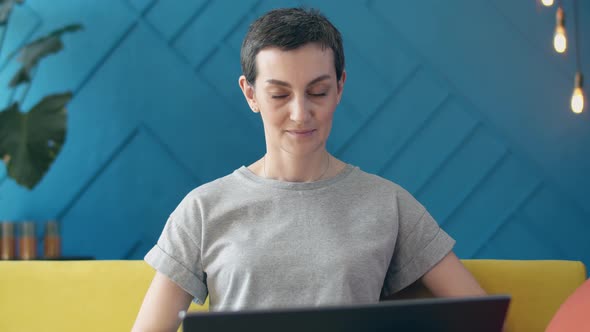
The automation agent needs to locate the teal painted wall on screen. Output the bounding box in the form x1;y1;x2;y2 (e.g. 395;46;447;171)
1;0;589;267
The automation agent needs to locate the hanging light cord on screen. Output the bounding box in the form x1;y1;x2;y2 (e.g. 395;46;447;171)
573;0;582;72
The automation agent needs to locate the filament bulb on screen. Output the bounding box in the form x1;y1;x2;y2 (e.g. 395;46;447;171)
554;7;567;53
542;0;554;6
571;73;585;114
554;26;567;53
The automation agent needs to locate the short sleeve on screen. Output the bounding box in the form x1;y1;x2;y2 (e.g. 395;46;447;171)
381;188;455;297
144;194;208;304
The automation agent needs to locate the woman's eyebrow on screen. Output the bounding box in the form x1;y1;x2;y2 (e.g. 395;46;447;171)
265;79;291;87
265;74;332;88
307;74;331;86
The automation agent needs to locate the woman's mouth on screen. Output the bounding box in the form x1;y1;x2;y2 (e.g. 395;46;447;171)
286;129;316;137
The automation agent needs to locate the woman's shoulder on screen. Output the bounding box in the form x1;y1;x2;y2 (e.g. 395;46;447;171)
199;167;246;188
180;168;245;202
350;165;426;208
348;165;407;193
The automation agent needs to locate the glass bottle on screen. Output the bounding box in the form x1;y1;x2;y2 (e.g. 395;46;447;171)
43;220;61;259
0;222;16;260
18;221;37;260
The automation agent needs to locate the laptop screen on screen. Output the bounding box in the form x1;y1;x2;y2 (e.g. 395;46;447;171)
183;295;510;332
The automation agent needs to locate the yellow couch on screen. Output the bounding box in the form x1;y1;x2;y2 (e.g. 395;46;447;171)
0;260;586;332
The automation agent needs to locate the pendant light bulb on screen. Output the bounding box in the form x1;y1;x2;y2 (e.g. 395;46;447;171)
554;7;567;53
542;0;554;7
571;73;585;114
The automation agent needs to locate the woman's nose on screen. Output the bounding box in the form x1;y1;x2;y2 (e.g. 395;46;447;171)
289;96;312;124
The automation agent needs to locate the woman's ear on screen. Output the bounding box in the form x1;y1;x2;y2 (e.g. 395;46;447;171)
336;70;346;104
239;75;259;113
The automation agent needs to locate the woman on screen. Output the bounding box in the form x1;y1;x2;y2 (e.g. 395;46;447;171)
132;7;485;332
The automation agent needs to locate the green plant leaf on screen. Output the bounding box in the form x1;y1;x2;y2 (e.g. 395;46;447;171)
0;0;24;26
0;103;20;158
9;23;83;87
0;92;71;189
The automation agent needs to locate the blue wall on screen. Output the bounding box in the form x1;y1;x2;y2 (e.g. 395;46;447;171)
1;0;589;268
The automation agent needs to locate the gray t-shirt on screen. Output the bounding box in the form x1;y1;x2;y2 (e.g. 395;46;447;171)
145;164;455;311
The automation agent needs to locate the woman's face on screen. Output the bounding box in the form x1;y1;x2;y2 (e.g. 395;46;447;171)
240;43;346;158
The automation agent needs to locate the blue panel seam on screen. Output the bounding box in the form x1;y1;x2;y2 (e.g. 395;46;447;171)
470;181;545;258
194;0;263;72
335;64;422;157
56;127;140;221
73;21;138;95
377;93;451;177
169;1;212;46
139;123;202;184
439;149;510;227
415;122;482;198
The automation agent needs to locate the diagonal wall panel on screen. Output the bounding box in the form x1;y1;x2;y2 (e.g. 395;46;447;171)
444;154;542;257
199;44;263;132
22;1;137;110
371;0;590;218
313;0;419;88
61;125;198;259
416;126;507;223
522;186;590;261
145;0;208;41
475;212;568;260
173;0;258;69
381;96;479;193
127;0;154;14
0;1;588;268
339;68;448;175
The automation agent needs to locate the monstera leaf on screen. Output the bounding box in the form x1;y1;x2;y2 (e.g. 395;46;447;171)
0;0;23;26
0;92;71;189
9;24;83;87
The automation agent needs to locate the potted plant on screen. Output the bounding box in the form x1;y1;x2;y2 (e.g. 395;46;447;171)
0;0;82;189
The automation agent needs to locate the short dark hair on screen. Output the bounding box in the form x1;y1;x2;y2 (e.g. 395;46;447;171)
240;7;345;86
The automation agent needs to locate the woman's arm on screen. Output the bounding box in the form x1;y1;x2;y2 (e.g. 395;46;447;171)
421;251;486;297
132;272;193;332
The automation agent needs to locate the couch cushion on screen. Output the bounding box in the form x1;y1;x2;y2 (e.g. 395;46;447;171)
0;259;585;332
0;260;207;332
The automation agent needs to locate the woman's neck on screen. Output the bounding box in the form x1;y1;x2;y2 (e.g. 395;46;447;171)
263;150;331;182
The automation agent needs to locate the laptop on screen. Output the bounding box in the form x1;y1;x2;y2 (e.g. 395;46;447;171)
183;295;510;332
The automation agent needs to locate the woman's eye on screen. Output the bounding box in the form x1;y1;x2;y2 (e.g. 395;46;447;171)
309;92;327;97
271;95;289;99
